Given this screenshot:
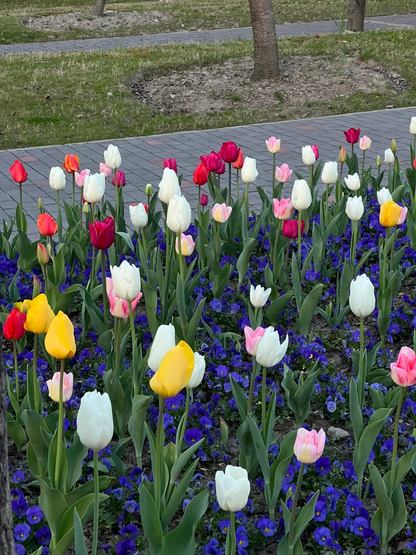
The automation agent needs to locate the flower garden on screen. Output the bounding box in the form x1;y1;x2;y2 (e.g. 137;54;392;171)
3;121;416;555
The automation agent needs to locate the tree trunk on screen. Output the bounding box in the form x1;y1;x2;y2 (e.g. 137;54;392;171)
93;0;106;17
248;0;279;81
346;0;366;31
0;330;15;553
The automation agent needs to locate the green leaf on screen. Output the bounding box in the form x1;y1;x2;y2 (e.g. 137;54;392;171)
64;476;113;508
116;231;135;252
21;410;50;463
348;379;362;444
161;458;199;530
391;444;416;492
353;408;391;480
139;486;164;555
385;483;407;544
48;429;68;491
368;463;393;521
38;476;68;538
230;377;248;422
170;439;204;487
128;395;152;468
7;417;27;451
185;298;206;346
103;370;128;415
73;508;88;555
236;237;257;284
265;292;293;326
292;490;319;545
247;414;270;483
298;284;324;335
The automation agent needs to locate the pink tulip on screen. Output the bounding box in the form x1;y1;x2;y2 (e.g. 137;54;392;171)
100;163;112;178
273;198;293;220
203;152;222;173
75;169;90;187
311;145;319;160
398;206;408;225
175;233;195;256
244;326;266;356
112;171;126;187
212;203;232;223
46;371;74;403
294;428;325;464
266;137;281;154
215;161;226;175
106;278;142;319
390;346;416;387
200;194;209;207
359;136;372;151
275;163;292;183
164;158;177;173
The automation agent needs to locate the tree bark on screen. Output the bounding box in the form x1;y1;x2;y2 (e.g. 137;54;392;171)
93;0;106;17
346;0;366;32
0;330;15;553
248;0;279;81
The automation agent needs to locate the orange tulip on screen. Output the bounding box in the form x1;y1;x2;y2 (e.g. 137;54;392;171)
37;213;58;237
63;154;80;174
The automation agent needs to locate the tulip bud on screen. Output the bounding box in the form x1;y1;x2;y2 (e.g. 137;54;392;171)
390;139;397;154
37;243;50;266
291;179;312;211
175;233;195;257
33;276;41;299
377;187;392;205
186;352;206;389
302;146;316;166
110;260;141;302
166;194;192;233
413;157;416;171
241;157;258;184
103;144;122;169
83;173;106;204
38;197;44;213
338;147;347;164
83;202;89;214
129;204;148;230
49;167;66;191
47;371;74;403
379;200;401;228
390;347;416;387
45;311;76;359
359;136;372;151
265;137;281;154
47;243;53;257
349;274;375;318
220;417;229;447
158;168;180;205
145;183;153;196
212;203;232;223
384;148;394;164
200;194;209;207
148;324;176;373
215;466;250;512
410;117;416;135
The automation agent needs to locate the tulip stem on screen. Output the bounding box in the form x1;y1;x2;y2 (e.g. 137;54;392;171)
56;190;62;243
227;510;236;555
198;184;201;222
101;249;109;320
272;153;276;198
361;151;366;186
390;226;397;264
277;181;283;200
92;450;99;555
381;228;391;293
216;221;221;260
115;172;120;232
165;226;170;269
247;358;258;415
33;333;38;407
175;388;191;460
261;365;267;440
273;219;282;272
325;184;329;225
390;386;405;493
350;220;357;265
309;166;313;191
80;188;83;227
114;317;120;377
19;182;23;211
288;462;305;551
13;340;19;404
128;300;139;397
177;232;185;281
72;173;75;207
228;162;232;205
245;182;249;216
337;163;343;203
297;211;302;269
54;359;65;488
236;169;239;201
155;396;166;515
357;317;365;409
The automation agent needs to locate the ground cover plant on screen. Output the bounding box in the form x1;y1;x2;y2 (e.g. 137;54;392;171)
3;120;416;554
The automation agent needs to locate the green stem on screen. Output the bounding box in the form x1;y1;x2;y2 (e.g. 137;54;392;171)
288;462;305;550
261;365;267;438
388;164;392;189
54;359;65;486
273;219;283;270
177;232;185;280
297;210;302;268
176;388;191;460
272;153;276;198
227;510;236;555
247;359;258;414
350;220;357;264
80;188;83;227
381;228;391;292
277;181;283;200
362;478;371;502
228;162;232;205
33;333;38;397
245;182;249;215
13;340;19;404
101;249;109;320
155;396;166;515
92;450;99;555
19;182;23;211
325;183;329;225
361;150;366;185
309;165;313;191
216;221;221;260
198;184;201;222
357;317;365;410
141;228;147;266
236;170;239;201
72;173;75;207
352;143;354;158
166;225;170;269
390;226;397;264
128;300;138;397
114;172;120;232
390;387;405;492
114;317;120;378
337;163;343;203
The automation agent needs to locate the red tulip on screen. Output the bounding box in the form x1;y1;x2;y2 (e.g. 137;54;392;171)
112;171;126;187
413;157;416;170
10;160;28;184
343;128;361;144
63;154;80;174
193;163;209;185
232;148;244;170
37;213;58;237
282;219;305;239
200;194;209;206
89;217;115;249
219;141;239;163
163;158;177;173
3;309;27;340
311;145;319;160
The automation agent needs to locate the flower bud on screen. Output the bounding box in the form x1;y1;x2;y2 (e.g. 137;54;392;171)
33;276;41;299
38;197;44;213
384;148;394;164
338;147;347;164
377;155;382;167
145;183;153;196
390;139;397;154
349;274;375;318
83;202;89;214
37;243;50;266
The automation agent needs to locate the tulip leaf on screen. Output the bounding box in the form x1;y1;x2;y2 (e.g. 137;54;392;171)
79;287;108;336
7;417;27;452
270;431;297;513
66;432;88;491
389;444;416;492
292;490;319;546
29;549;43;555
103;370;127;415
264;390;277;448
38;476;68;538
170;438;204;487
22;409;50;462
73;508;88;555
300;244;317;282
17;231;37;272
348;379;363;445
266;292;293;327
247;414;271;483
64;476;113;508
353;408;391;481
230;378;248;422
116;231;134;252
185;297;206;346
141;280;160;338
48;429;68;492
368;463;394;522
140;486;164;555
291;254;302;313
298;283;324;336
237;237;258;284
128;395;152;469
386;483;407;545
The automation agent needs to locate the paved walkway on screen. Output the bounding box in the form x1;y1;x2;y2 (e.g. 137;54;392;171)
0;107;414;240
0;14;416;55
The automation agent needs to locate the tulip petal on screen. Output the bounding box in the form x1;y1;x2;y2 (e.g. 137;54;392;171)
149;341;194;398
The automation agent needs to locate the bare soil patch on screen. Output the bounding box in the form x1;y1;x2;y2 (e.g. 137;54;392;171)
24;9;170;32
129;54;408;115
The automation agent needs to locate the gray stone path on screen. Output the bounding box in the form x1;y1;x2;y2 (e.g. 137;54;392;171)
0;107;414;240
0;14;416;56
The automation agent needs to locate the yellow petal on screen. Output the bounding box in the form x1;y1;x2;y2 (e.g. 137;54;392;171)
45;311;76;359
149;341;194;398
24;294;55;334
379;200;401;228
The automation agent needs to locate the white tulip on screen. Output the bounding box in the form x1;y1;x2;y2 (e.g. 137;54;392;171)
384;148;394;164
186;353;206;389
215;465;250;512
410;117;416;135
345;196;364;221
250;284;271;308
104;144;122;169
291;179;312;211
129;203;148;229
344;173;360;191
158;168;180;204
377;187;392;205
321;161;338;184
110;260;141;302
166;194;191;233
241;157;258;184
49;167;66;191
256;326;289;368
148;324;176;373
83;173;106;204
77;391;113;451
349;274;375;318
302;146;316;166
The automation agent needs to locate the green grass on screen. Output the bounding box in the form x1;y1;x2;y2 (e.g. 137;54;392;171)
0;0;416;44
0;28;416;150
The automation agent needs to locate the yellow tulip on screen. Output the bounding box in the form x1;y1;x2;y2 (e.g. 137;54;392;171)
379;200;401;228
150;341;194;398
14;299;32;313
23;294;55;334
45;311;76;359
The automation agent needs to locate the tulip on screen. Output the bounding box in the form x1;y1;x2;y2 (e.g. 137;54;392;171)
273;198;293;220
349;274;375;318
24;294;55;335
200;194;209;206
232;149;244;169
167;194;192;233
110;260;141;302
377;187;392;205
413;157;416;170
294;428;325;464
193;163;209;185
3;309;27;341
89;217;115;250
377;155;382;167
37;213;58;237
163;158;177;173
391;139;397;154
380;200;401;227
104;144;122;169
215;162;226;175
390;347;416;387
46;371;74;403
398;206;407;225
83;173;106;204
106;278;142;319
45;311;76;359
215;465;250;512
384;148;394;164
345;196;364;221
75;169;90;187
343;128;361;144
63;154;79;174
10;160;28;184
283;219;305;239
256;326;288;367
37;243;50;266
244;326;266;356
100;163;112;178
38;197;44;212
219;141;239;164
77;391;114;451
186;352;206;389
158;168;180;204
148;324;176;373
275;163;292;183
129;203;149;230
344;173;360;191
291;179;312;211
212;203;232;223
204;151;222;172
359;136;371;150
338;147;347;163
311;145;319;160
175;233;195;256
145;183;153;196
49;167;66;190
266;137;281;153
111;171;126;187
150;341;195;398
410;117;416;135
250;284;271;308
241;157;258;183
321;161;338;184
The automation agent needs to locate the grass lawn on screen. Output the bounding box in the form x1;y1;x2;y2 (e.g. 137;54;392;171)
0;28;415;151
0;0;416;44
